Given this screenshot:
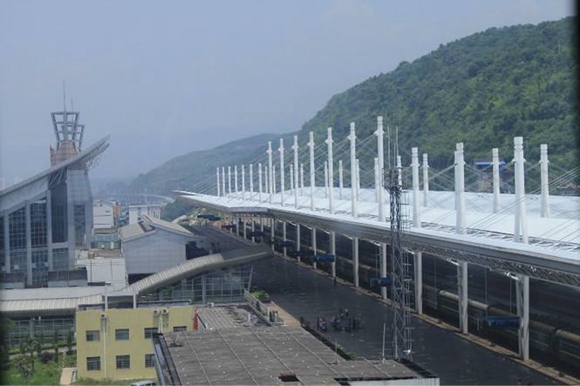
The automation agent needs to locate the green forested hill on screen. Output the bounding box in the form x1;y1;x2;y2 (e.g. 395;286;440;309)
130;133;282;194
131;17;577;195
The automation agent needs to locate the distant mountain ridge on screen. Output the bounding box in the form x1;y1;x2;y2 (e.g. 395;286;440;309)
130;133;282;194
130;17;578;195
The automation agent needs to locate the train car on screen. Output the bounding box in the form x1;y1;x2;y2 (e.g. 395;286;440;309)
554;329;580;368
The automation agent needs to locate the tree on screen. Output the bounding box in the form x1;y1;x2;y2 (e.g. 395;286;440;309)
65;331;74;356
14;354;34;385
0;316;15;370
53;341;59;363
35;335;43;358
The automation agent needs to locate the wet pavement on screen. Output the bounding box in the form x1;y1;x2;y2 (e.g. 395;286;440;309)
253;257;560;385
193;226;560;385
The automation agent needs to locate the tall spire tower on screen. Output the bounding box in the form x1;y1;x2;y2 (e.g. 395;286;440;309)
50;84;85;165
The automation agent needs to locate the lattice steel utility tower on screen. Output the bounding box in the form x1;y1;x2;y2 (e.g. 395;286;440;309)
387;167;413;360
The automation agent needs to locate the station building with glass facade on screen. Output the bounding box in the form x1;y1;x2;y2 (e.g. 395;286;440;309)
0;136;109;288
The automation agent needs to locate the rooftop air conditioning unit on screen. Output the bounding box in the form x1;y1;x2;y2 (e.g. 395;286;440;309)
100;313;107;319
153;309;160;315
162;308;169;315
208;302;215;308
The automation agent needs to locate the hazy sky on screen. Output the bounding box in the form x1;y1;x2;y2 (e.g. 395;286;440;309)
0;0;574;184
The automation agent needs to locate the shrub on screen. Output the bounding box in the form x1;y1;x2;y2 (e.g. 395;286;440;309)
40;351;54;364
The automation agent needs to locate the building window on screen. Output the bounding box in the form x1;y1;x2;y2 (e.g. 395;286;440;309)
87;356;101;371
31;249;49;284
74;204;86;247
115;329;129;340
173;326;187;332
30;200;47;248
86;330;100;342
145;354;155;368
52;248;69;271
116;355;130;369
144;327;158;339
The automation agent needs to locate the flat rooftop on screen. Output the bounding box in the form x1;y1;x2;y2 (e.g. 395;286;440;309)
160;326;434;385
198;304;268;330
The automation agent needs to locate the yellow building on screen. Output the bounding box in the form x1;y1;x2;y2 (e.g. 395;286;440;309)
76;304;195;381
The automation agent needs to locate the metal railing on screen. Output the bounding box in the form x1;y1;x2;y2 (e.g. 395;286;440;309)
243;289;284;325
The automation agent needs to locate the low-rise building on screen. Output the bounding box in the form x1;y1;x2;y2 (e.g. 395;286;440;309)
1;244;271;351
119;215;207;282
76;302;195;381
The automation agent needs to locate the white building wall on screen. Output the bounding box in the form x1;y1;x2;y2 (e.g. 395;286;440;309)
123;228;190;275
93;201;115;229
76;258;127;289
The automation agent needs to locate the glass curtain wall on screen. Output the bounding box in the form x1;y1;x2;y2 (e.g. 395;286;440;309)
139;265;253;304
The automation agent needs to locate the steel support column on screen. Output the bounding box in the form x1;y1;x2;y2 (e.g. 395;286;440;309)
222;167;226;198
455;143;466;234
517;274;530;361
296;224;301;263
293;135;299;208
348;123;358;217
249;164;254;201
267;141;273;204
234;165;238;197
330;231;336;278
326;127;335;214
312;227;317;270
458;261;468;334
540;144;550;218
258;163;263;202
422;154;429;207
308;132;316;211
279;139;285;206
241;165;245;201
339;160;344;200
271;218;275;251
380;242;387;300
282;221;287;257
492;148;500;213
514;137;528;243
217;168;221;197
300;163;304;196
251;216;255;243
414;251;423;315
375;116;385;221
243;216;247;240
290;165;294;194
228;166;232;195
353;236;359;287
411;147;420;228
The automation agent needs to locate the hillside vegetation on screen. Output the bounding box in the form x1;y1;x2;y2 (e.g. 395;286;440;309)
131;17;578;195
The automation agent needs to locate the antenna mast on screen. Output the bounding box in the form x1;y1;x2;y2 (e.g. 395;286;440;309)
387;123;412;360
